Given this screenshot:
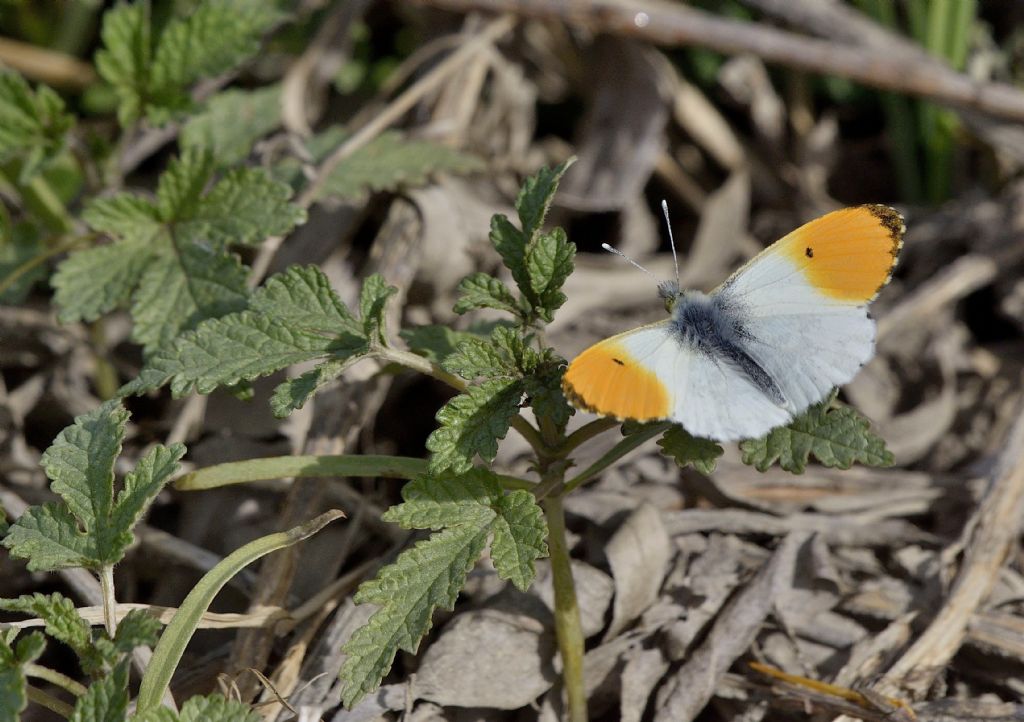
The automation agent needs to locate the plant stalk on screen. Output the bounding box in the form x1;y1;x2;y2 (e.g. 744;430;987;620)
25;663;87;697
543;494;587;722
25;685;75;718
100;564;117;637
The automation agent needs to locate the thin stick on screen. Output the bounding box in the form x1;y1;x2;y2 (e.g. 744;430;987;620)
415;0;1024;123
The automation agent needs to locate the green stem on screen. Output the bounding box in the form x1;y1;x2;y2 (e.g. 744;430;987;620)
551;418;619;458
543;495;587;722
25;685;75;718
561;423;671;495
174;454;534;491
25;174;74;235
89;320;121;400
24;663;87;697
99;564;117;637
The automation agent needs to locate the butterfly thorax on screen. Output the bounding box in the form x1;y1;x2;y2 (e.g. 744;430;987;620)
669;290;787;406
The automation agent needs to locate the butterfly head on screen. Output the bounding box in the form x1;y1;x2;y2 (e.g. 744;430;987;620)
658;279;681;312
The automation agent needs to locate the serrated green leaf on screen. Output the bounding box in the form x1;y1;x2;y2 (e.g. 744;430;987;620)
149;0;283;104
112;609;161;655
452;272;519;316
426;379;524;474
490;490;547;590
0;630;34;722
489;214;529;300
342;469;546;705
95;1;151;126
249;265;361;336
0;593;104;675
526;227;575;322
3;402;181;570
52;241;155;323
182;167;306;247
0;70;73;177
383;468;503;530
269;357;354;418
156;150;216;221
524;362;573;433
312;129;483;202
516;158;573;243
739;394;895;473
71;660;128;722
96;0;281;126
340;524;489;707
359;273;397;346
1;504;96;571
110;443;186;542
181;85;282;166
658;426;723;475
57;150;303;353
81;194;161;240
128;245;248;351
125;311;341;397
442;325;537;380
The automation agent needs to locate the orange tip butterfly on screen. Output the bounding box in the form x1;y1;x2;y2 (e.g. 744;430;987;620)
562;204;905;442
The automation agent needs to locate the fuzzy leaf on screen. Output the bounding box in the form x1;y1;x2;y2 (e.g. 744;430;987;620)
340;525;489;707
342;469;546;706
129;245;248;351
516;158;573;244
56;150;303;353
0;594;102;673
442;326;538;381
359;273;397;345
52;242;155;323
0;70;73;174
0;222;47;304
70;660;128;722
112;609;161;654
526;228;575;322
658;426;724;475
740;395;894;473
249;265;361;336
95;1;151;126
124;311;341;397
3;402;182;570
489;214;529;301
181;85;282;165
124;266;381;398
313;130;483;201
452;272;519;316
426;379;524;474
269;357;354;418
96;0;281;125
490;490;548;591
524;363;573;432
0;630;41;722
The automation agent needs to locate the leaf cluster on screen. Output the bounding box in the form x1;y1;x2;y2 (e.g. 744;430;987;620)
3;400;184;572
51;150;305;354
340;468;547;707
96;0;283;126
122;265;397;417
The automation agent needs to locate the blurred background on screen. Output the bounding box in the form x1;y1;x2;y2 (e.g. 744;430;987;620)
3;1;1024;720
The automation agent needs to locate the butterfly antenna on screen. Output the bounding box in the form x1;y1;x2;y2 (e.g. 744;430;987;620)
601;243;658;282
661;200;680;287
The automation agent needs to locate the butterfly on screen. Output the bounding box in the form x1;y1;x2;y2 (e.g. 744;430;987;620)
561;204;904;442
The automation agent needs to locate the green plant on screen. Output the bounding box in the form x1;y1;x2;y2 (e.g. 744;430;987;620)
0;2;895;719
119;159;892;719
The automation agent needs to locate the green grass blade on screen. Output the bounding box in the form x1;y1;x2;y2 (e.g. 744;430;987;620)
134;510;344;714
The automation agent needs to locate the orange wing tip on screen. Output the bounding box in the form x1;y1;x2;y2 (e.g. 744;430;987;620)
785;204;905;303
562;343;671;421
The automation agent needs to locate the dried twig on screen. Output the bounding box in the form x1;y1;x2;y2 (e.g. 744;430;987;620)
415;0;1024;122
